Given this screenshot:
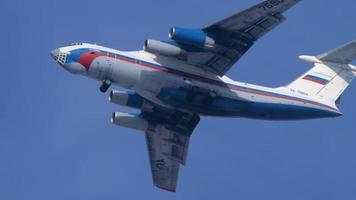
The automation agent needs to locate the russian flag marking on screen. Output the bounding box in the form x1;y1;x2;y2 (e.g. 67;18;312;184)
303;75;329;85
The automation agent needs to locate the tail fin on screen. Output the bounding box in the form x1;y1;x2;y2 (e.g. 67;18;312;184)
286;41;356;103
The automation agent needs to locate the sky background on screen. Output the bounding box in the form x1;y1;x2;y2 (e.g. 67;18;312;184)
1;0;356;199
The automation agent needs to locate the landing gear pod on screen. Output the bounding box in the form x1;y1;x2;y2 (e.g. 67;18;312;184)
186;86;217;104
186;86;200;102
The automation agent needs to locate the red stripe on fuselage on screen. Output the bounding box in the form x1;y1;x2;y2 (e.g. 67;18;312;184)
78;51;106;70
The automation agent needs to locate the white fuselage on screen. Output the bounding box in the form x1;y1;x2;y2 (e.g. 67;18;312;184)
52;43;341;120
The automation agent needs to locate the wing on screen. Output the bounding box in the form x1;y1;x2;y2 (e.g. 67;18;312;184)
187;0;301;76
317;40;356;64
145;126;190;192
141;108;200;192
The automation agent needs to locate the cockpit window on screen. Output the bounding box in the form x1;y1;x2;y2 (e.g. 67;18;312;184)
69;42;83;46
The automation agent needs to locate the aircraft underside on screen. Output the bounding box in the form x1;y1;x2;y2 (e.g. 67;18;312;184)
155;86;340;120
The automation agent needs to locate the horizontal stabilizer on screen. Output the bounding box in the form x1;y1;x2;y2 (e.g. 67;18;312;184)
317;40;356;64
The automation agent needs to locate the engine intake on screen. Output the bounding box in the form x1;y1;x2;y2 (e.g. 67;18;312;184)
144;39;187;58
169;27;215;48
111;112;149;131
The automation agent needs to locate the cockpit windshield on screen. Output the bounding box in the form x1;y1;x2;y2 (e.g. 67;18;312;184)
69;42;83;46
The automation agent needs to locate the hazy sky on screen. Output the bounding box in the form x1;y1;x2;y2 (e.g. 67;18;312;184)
1;0;356;199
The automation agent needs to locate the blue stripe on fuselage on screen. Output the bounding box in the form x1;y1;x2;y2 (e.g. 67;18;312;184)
66;48;89;63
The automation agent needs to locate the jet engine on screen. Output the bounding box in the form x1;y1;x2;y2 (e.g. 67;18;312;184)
169;27;215;48
144;39;187;58
111;112;149;131
109;90;144;109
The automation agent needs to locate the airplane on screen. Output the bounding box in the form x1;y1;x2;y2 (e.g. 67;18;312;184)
50;0;356;192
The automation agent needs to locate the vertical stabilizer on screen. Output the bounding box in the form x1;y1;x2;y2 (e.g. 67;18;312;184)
286;41;356;103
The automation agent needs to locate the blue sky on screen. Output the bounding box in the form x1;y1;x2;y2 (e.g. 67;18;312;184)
1;0;356;199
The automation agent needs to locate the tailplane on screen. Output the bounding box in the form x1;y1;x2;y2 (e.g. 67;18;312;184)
286;41;356;103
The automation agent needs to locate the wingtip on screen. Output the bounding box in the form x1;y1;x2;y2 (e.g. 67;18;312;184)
155;184;176;193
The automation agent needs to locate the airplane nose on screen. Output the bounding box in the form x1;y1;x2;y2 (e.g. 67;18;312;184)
50;49;60;61
50;48;67;65
51;47;87;74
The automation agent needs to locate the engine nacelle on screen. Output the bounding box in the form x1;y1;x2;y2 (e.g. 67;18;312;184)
144;39;187;58
169;27;215;48
111;112;149;131
109;90;144;109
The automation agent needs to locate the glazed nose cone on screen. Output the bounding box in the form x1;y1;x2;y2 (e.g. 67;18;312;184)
50;49;60;61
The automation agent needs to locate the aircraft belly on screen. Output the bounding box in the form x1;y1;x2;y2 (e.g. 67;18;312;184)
155;86;339;120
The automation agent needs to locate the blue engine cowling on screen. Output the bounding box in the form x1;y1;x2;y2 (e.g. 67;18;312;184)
144;39;187;58
169;27;215;48
109;90;144;109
